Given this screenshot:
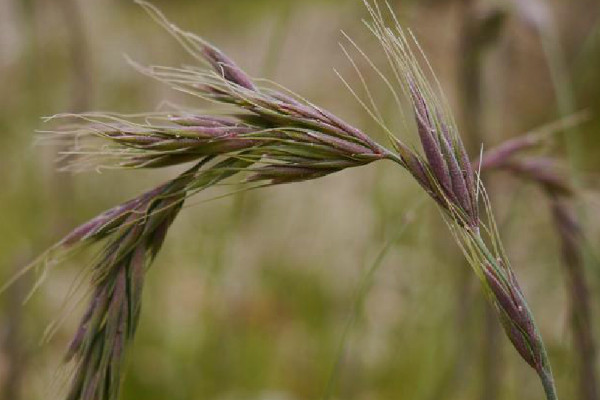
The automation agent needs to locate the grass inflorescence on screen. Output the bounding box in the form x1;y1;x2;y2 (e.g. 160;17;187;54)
5;1;566;399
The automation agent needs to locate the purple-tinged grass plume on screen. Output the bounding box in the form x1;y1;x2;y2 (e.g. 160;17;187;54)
356;2;558;397
3;1;565;400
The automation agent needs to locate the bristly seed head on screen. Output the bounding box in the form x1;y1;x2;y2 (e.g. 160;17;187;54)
15;2;557;400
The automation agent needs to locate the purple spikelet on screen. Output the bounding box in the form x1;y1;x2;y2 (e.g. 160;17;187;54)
201;44;256;91
405;81;478;226
483;263;546;373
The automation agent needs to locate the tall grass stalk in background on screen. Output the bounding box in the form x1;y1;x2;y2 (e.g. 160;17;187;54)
503;3;599;396
3;1;564;399
478;116;598;399
534;4;599;398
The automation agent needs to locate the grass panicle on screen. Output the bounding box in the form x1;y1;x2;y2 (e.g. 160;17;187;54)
46;2;389;184
359;2;558;396
4;2;565;400
60;161;203;400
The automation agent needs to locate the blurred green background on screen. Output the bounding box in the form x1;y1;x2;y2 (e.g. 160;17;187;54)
1;0;599;399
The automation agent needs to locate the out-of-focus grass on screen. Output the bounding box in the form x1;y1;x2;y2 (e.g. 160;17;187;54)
0;0;598;399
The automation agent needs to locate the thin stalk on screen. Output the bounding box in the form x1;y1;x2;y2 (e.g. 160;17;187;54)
321;203;420;400
541;355;558;400
2;254;30;400
54;0;92;229
536;6;598;398
550;197;597;400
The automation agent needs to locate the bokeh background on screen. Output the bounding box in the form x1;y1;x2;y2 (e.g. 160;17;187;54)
1;0;599;399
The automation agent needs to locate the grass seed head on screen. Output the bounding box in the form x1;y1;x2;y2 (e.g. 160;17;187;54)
11;3;560;400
